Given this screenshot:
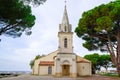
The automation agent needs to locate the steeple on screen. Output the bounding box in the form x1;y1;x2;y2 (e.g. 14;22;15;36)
62;5;69;26
59;5;72;32
58;4;73;54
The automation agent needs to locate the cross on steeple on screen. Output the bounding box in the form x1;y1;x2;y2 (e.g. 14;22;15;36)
64;0;67;4
64;0;67;7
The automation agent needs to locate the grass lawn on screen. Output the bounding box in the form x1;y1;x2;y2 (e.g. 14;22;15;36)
101;73;118;77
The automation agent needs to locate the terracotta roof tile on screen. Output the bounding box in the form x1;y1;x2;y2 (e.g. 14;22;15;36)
77;60;90;63
39;61;54;66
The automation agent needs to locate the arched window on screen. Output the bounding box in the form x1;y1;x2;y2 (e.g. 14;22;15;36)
48;66;52;74
64;38;67;48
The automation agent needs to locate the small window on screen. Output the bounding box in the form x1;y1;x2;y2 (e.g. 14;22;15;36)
48;66;52;74
64;38;67;48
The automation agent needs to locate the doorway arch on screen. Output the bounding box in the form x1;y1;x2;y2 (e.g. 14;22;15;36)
62;60;70;76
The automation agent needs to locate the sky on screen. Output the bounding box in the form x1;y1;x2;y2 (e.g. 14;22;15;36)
0;0;114;71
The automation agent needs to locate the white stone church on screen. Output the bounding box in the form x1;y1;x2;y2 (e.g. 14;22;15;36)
32;5;92;78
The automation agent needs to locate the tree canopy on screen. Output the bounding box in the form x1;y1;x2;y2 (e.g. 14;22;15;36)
20;0;46;6
75;0;120;76
0;0;35;38
99;54;112;71
84;53;112;74
0;0;46;40
84;53;100;74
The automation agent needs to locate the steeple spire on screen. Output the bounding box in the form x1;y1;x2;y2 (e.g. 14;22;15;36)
59;3;72;32
62;4;69;25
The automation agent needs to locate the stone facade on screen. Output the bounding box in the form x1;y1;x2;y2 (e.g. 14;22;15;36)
55;53;77;77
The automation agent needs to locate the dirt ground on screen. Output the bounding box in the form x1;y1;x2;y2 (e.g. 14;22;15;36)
0;74;120;80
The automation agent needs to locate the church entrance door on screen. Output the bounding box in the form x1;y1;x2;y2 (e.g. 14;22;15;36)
62;65;70;76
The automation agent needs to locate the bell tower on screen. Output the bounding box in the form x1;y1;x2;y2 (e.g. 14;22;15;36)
58;5;73;53
55;4;77;78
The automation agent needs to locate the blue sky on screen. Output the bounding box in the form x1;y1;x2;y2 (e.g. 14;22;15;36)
0;0;113;71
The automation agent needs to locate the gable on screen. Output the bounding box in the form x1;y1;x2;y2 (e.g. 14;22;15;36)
76;55;91;63
38;50;58;61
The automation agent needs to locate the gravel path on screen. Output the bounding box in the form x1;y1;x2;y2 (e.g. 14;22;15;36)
0;74;119;80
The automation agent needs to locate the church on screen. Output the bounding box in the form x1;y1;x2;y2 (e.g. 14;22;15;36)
32;5;92;78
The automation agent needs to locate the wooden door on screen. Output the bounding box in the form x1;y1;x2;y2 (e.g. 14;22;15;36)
62;65;70;76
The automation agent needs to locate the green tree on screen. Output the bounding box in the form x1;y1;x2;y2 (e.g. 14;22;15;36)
21;0;46;6
0;0;35;38
75;0;120;76
84;53;100;74
99;54;112;72
84;53;112;74
0;0;46;40
30;60;34;69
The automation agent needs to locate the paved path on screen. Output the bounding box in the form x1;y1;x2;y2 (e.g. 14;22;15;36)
0;74;119;80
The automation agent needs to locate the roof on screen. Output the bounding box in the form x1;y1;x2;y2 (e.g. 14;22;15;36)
39;61;54;66
37;50;90;66
76;55;91;63
37;50;58;61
